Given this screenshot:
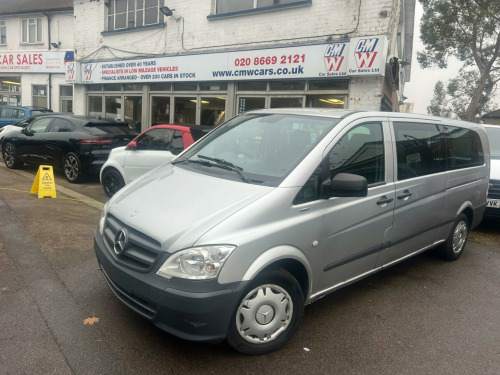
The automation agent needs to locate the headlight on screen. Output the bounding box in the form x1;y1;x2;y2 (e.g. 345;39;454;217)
98;201;109;234
156;245;236;280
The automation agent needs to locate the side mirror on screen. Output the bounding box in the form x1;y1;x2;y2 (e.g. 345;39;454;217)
21;128;33;136
125;140;137;150
324;173;368;198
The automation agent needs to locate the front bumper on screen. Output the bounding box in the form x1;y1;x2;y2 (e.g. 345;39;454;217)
94;229;247;343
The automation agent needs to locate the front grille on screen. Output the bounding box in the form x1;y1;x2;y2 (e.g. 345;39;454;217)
103;213;162;272
488;179;500;199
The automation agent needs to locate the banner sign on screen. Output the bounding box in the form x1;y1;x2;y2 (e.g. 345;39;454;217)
77;36;388;84
0;51;71;73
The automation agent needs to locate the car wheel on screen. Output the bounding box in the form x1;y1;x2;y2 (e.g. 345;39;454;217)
63;152;84;183
101;167;125;198
2;142;23;169
439;213;469;261
226;268;304;355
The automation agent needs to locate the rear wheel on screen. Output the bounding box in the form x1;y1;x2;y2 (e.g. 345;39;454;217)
63;152;84;183
2;142;23;169
101;167;125;197
439;213;469;261
226;268;304;355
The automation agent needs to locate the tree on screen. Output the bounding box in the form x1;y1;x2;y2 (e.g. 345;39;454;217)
428;70;495;119
418;0;500;122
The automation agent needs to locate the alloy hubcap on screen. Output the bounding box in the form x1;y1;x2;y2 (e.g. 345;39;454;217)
452;221;467;253
65;156;79;180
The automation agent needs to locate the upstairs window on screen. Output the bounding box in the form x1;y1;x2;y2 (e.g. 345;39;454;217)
21;18;42;44
0;20;6;45
108;0;163;31
215;0;309;15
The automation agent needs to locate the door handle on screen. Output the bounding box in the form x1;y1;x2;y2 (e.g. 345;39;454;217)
397;190;413;200
377;195;394;205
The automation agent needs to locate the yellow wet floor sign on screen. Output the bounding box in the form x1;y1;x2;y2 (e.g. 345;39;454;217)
30;165;57;198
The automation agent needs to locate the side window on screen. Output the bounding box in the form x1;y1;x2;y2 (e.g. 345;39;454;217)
171;130;184;152
1;108;14;118
329;122;385;184
445;126;484;169
394;122;445;180
50;119;75;133
28;117;53;133
136;128;174;151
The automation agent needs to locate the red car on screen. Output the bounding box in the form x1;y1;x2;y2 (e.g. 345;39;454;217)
100;124;212;197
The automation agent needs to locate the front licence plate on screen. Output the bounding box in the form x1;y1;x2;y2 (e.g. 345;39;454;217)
486;199;500;208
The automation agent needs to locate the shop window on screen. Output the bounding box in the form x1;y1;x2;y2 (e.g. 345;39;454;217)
270;80;305;91
213;0;311;16
151;83;171;91
107;0;163;31
60;86;73;113
104;84;122;91
270;97;303;108
105;96;122;120
201;97;226;126
307;95;346;108
174;82;198;91
308;79;349;91
124;96;142;131
238;97;265;113
87;85;103;92
0;20;6;45
174;97;196;124
21;18;42;44
238;81;267;91
32;85;47;108
124;84;143;91
151;96;171;125
200;82;228;91
88;96;103;117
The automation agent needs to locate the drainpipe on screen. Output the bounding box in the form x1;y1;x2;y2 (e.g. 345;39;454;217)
43;12;52;110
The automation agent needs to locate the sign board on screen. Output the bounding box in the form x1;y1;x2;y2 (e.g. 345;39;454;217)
0;51;72;73
30;165;57;198
76;36;388;84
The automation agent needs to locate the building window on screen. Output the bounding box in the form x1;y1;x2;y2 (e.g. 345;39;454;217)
60;86;73;113
215;0;309;15
32;85;47;108
0;20;6;45
21;18;42;44
108;0;163;31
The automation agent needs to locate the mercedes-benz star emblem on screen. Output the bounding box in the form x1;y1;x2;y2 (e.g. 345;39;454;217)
113;229;128;255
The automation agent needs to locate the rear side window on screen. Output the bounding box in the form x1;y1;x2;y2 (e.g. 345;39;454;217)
13;109;25;118
172;130;184;151
50;119;76;132
394;122;445;180
445;126;484;169
1;108;14;118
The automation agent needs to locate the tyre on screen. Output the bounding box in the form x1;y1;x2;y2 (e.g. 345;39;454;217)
2;142;23;169
101;167;125;197
63;152;84;183
439;213;469;261
226;268;304;355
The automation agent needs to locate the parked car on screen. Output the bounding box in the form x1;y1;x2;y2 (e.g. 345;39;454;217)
94;109;489;354
1;114;137;183
100;124;211;197
0;112;71;146
484;124;500;218
0;106;52;127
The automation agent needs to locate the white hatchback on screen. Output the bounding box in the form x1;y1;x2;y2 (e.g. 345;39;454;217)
100;124;211;197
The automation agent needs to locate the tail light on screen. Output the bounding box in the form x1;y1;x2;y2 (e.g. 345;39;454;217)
78;138;113;145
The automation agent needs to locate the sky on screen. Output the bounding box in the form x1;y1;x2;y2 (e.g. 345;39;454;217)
404;1;499;115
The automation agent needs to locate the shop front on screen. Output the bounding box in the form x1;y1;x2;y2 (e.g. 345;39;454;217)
71;36;389;130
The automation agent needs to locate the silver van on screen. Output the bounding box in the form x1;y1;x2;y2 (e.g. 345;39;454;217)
94;109;489;354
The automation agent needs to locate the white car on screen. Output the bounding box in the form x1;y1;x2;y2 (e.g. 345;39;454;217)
100;124;211;197
484;124;500;218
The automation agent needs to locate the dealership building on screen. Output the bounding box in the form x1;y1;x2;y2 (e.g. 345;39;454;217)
2;0;416;131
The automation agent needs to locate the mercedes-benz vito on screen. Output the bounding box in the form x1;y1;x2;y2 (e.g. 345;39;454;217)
94;109;489;354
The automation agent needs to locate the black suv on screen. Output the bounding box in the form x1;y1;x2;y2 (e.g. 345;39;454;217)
1;115;138;183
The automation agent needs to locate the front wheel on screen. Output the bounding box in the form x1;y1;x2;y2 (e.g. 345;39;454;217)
439;213;469;261
63;152;84;183
101;167;125;197
226;268;304;355
2;142;23;169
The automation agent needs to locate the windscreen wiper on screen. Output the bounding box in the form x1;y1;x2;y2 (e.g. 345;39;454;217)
197;155;251;183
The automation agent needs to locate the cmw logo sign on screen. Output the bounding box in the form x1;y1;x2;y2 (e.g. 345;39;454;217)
84;64;93;81
354;38;378;68
66;62;75;80
324;43;346;72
